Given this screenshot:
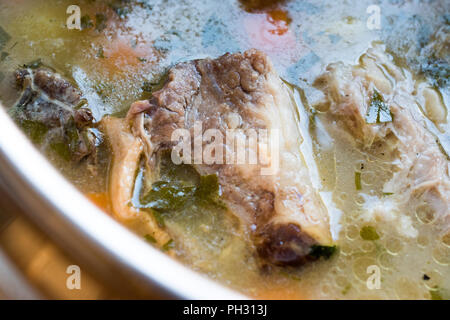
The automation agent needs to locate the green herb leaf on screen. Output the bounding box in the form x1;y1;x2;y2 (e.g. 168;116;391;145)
279;270;301;281
430;290;443;300
144;234;157;244
162;239;175;251
360;226;380;241
141;181;196;212
195;174;220;201
429;286;449;300
152;210;165;228
141;169;224;213
308;245;337;260
80;15;94;30
365;90;393;124
341;283;352;295
95;13;107;32
22;58;42;69
141;81;153;93
141;72;168;95
355;171;362;190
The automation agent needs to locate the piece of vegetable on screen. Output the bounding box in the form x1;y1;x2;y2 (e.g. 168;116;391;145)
365;90;393;124
341;284;352;295
279;270;301;281
429;287;449;300
22;58;42;69
360;226;380;241
141;151;225;213
162;239;175;251
141;174;224;212
141;72;169;98
80;15;93;30
355;171;362;190
151;210;166;228
195;174;220;202
308;245;337;260
430;289;443;300
95;13;107;32
144;234;157;244
141;181;196;212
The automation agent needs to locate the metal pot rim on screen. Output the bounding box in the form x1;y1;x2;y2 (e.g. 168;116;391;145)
0;105;245;299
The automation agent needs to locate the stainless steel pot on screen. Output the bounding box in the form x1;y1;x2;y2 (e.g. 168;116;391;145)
0;105;245;299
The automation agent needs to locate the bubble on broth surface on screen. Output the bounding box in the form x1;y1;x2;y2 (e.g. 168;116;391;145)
361;171;377;186
320;283;332;296
345;225;359;241
339;243;357;257
334;258;349;271
378;251;395;270
416;234;430;248
442;232;450;248
432;244;450;266
335;275;350;288
385;237;403;255
422;269;443;290
395;277;421;300
354;194;366;206
338;192;348;201
343;210;360;223
361;241;375;253
415;203;437;224
352;257;377;282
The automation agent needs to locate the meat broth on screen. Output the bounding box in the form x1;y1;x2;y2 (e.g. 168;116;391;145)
0;0;448;299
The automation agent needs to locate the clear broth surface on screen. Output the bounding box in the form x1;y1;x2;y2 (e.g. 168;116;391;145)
0;0;448;299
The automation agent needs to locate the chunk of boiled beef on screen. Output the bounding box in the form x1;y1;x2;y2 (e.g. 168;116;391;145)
126;49;333;266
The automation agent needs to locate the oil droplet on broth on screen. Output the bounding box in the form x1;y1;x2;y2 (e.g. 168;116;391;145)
432;244;450;266
441;232;450;248
352;257;377;282
385;237;403;255
378;251;395;270
415;203;437;224
395;277;421;300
